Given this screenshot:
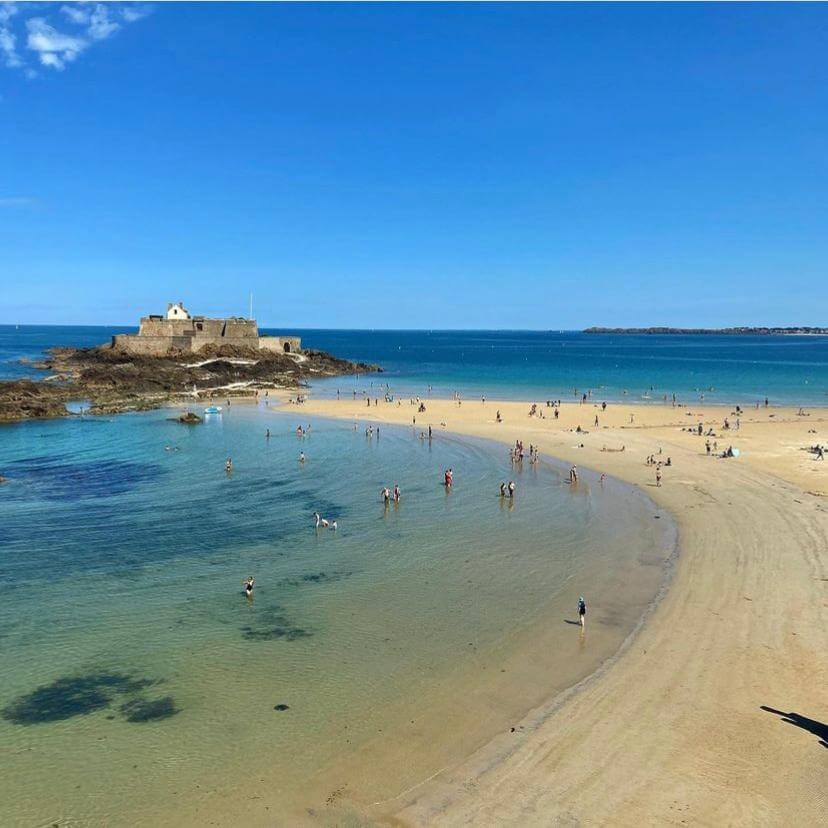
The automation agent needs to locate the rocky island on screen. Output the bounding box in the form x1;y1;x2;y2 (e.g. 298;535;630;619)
0;304;378;422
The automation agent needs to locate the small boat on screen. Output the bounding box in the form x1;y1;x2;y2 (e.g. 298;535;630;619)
204;405;222;414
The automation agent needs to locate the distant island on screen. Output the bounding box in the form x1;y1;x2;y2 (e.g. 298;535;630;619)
583;326;828;335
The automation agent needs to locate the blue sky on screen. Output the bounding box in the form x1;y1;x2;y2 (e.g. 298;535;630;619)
1;2;827;328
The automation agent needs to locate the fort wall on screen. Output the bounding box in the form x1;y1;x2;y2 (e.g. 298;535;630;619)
111;315;301;356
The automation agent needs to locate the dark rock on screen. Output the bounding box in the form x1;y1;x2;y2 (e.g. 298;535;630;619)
0;344;379;422
176;412;202;424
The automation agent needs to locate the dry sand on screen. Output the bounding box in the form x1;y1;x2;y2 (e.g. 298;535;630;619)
284;396;828;826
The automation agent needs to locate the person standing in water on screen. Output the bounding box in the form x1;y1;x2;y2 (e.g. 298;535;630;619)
393;484;401;503
299;451;305;464
578;595;586;628
243;576;254;597
225;458;233;473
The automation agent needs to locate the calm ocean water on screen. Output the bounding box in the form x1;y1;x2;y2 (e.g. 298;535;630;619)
0;322;814;821
2;325;827;404
0;405;672;823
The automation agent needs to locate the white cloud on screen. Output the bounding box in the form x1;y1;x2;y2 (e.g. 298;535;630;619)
26;17;86;69
0;3;17;25
1;23;21;67
2;2;151;76
120;4;151;24
87;4;119;40
61;5;90;26
0;0;19;67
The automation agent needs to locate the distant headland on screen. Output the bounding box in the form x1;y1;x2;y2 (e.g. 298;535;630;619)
583;326;828;336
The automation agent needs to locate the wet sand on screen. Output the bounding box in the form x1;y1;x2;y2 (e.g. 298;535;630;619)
284;396;828;826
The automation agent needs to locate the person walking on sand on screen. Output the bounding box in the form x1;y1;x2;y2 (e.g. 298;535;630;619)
569;465;578;483
578;596;586;628
656;467;662;487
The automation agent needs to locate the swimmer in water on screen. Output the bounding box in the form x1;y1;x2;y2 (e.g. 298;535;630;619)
243;576;254;596
299;451;305;463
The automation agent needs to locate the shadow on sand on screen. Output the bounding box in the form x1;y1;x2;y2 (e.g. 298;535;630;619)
760;706;828;749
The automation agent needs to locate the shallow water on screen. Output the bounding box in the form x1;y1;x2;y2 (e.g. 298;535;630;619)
0;404;673;824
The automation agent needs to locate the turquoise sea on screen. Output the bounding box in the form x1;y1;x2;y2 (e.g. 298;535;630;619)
0;402;673;824
2;324;819;822
2;325;828;404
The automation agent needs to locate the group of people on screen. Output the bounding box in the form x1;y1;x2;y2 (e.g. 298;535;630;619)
499;480;516;498
381;485;401;504
509;439;539;464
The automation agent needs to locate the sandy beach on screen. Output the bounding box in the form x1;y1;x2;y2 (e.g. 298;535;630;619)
280;395;828;826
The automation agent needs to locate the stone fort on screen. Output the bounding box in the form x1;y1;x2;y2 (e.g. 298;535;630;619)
111;302;301;356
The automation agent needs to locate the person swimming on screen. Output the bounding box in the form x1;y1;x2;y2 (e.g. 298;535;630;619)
243;576;254;596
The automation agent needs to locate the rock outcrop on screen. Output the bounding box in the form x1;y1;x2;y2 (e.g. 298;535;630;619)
0;343;379;423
